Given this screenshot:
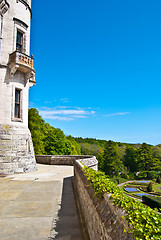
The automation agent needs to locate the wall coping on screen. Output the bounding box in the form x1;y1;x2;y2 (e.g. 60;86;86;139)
35;155;98;170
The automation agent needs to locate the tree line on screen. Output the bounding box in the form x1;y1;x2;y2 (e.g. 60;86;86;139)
29;108;161;179
28;108;81;155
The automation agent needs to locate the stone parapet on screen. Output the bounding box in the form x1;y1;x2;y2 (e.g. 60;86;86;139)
35;155;98;170
74;160;134;240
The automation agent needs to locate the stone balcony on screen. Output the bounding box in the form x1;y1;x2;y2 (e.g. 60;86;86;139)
9;51;35;84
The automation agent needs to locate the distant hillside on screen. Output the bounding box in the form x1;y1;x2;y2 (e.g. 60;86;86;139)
29;108;161;179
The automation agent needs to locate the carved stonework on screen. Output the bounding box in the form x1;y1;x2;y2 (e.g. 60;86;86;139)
9;51;35;84
25;70;35;85
0;0;9;16
10;64;19;76
13;18;28;30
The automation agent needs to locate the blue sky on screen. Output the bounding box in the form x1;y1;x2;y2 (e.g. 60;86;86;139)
30;0;161;145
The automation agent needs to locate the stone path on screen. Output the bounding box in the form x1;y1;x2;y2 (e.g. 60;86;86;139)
0;164;84;240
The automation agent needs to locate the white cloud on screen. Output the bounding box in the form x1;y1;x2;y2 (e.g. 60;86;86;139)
38;107;95;121
104;112;130;117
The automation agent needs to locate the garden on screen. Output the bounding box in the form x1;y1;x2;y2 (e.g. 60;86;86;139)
121;178;161;211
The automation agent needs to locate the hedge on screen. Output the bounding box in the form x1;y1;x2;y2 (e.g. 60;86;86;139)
142;195;161;211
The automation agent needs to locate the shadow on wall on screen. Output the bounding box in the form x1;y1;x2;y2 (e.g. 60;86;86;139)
50;176;84;240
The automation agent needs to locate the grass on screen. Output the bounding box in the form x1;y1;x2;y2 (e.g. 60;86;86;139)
110;177;128;184
153;183;161;192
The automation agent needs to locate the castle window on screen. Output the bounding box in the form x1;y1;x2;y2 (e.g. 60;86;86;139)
14;89;21;118
16;30;23;52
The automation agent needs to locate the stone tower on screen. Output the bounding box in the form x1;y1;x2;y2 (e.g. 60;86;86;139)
0;0;37;174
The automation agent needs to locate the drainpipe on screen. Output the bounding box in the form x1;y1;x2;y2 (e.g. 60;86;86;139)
0;14;3;63
0;0;9;63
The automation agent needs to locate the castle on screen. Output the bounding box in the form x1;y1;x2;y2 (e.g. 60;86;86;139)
0;0;36;174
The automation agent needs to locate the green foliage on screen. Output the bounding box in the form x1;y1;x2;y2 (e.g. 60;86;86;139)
142;195;161;211
28;108;46;154
137;171;147;179
110;177;127;184
124;146;139;173
74;137;107;149
80;142;103;156
28;108;77;155
44;127;72;155
156;175;161;184
147;171;159;180
147;182;153;192
84;167;161;240
137;143;156;177
66;135;81;155
99;140;123;177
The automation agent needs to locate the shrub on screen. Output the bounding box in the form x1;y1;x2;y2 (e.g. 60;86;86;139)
137;171;147;179
156;175;161;184
129;172;134;180
147;182;153;192
120;173;130;180
147;171;159;180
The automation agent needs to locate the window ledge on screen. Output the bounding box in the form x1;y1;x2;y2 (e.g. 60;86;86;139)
12;118;23;122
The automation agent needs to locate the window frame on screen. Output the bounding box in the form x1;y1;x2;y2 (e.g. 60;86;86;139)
16;30;23;52
14;88;21;118
11;86;23;122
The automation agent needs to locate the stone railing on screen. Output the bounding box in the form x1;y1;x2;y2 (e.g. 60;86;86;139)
9;51;35;83
9;51;34;70
35;155;134;240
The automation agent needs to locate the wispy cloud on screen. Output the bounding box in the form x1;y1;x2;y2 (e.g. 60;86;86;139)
29;102;34;107
44;101;52;104
103;112;130;117
60;98;69;103
39;107;95;121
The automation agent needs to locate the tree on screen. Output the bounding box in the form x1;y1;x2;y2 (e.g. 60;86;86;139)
44;127;72;155
66;135;81;155
28;108;46;154
28;108;73;155
137;143;156;178
124;146;139;173
147;182;153;192
100;140;123;177
156;175;161;184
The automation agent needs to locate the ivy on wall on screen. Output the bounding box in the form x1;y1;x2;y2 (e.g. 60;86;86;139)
83;167;161;240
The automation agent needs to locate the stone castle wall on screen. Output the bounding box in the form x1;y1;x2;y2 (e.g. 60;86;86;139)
0;124;36;174
0;68;29;126
1;0;31;65
0;0;37;174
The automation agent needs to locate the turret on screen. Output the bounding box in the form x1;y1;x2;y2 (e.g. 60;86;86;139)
0;0;37;174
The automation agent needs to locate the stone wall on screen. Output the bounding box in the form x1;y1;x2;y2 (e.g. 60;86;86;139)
0;124;37;174
36;155;98;170
74;161;134;240
35;155;134;240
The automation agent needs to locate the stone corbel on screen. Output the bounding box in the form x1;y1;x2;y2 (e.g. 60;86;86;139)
10;64;19;76
25;70;35;86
